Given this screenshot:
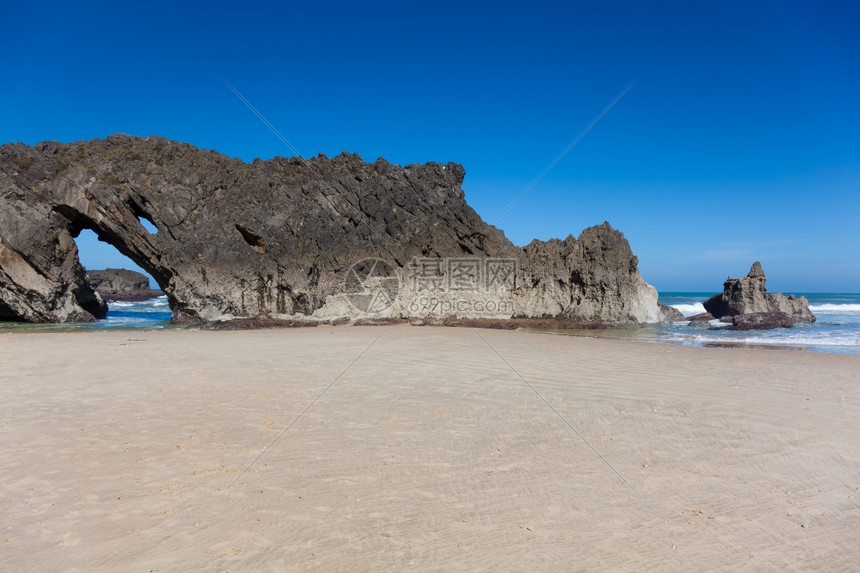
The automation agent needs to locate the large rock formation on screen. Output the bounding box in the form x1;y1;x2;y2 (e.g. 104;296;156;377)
703;262;815;329
86;268;161;302
515;226;659;323
0;135;659;325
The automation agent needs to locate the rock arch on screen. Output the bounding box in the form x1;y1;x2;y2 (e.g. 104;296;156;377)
1;135;660;325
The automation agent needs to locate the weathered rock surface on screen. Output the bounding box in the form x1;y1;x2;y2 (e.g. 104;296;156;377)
0;135;659;325
731;312;794;331
658;303;685;325
513;223;659;323
87;268;161;302
769;293;816;323
0;202;106;322
703;262;815;328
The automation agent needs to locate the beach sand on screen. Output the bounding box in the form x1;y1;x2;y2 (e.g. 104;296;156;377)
1;325;858;571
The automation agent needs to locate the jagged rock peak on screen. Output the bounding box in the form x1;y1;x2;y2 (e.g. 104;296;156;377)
747;261;765;279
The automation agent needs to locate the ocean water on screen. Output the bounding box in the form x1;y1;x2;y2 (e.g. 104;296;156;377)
96;296;173;329
658;292;860;355
0;295;173;332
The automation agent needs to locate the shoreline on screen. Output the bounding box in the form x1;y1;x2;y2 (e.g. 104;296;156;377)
3;317;857;356
3;291;858;355
1;326;857;570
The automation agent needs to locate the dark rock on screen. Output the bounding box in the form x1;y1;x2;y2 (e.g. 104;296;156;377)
731;312;794;331
203;317;321;330
658;303;685;325
0;135;659;324
687;312;715;322
687;312;716;326
703;262;815;325
87;268;161;302
87;268;149;293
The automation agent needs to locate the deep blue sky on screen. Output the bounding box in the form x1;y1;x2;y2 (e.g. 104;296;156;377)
3;1;858;292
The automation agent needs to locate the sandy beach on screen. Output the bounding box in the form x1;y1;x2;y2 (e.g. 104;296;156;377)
1;325;858;571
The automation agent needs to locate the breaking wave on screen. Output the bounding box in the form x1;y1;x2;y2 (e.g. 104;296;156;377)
670;302;706;317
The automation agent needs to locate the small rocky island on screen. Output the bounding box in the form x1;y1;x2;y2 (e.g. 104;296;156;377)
86;268;161;302
700;262;815;330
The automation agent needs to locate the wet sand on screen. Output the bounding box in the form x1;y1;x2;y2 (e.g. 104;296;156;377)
1;326;858;571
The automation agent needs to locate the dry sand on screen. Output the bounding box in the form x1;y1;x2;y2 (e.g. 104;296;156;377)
0;325;858;571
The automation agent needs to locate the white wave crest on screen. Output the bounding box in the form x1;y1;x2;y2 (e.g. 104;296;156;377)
665;333;859;348
809;303;860;313
670;302;706;317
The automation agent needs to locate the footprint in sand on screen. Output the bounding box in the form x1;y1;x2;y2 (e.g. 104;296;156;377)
218;546;241;558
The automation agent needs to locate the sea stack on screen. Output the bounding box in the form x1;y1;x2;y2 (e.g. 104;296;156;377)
703;262;815;330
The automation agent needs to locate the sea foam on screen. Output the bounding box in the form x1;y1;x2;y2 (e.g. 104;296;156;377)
670;302;706;317
809;303;860;313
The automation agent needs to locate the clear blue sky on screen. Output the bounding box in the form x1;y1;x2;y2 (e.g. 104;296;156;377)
3;1;858;292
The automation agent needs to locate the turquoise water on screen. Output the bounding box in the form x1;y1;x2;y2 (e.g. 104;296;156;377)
3;292;859;355
0;296;173;332
658;292;860;355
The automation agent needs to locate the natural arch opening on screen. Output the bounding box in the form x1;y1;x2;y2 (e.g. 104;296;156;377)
75;229;158;291
129;200;159;235
71;228;171;325
51;204;175;323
